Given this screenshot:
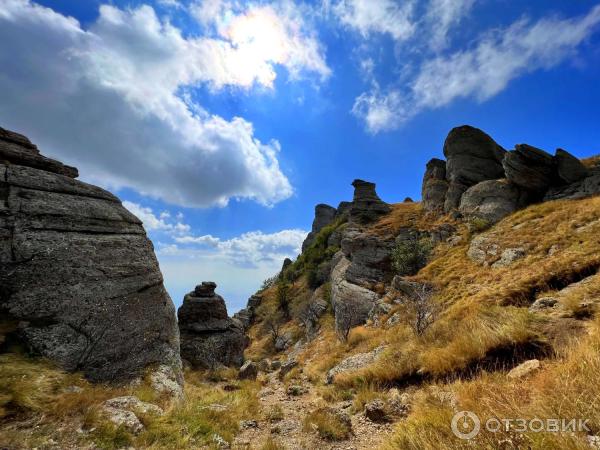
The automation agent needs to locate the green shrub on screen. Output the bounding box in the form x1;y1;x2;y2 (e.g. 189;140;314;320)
392;236;433;276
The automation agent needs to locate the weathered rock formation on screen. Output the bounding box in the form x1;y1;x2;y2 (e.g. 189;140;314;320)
341;228;395;286
503;144;555;194
443;125;506;211
0;127;182;384
233;293;263;330
330;251;379;335
302;203;337;251
178;282;248;369
459;179;530;223
423;125;600;223
421;158;448;212
349;179;391;224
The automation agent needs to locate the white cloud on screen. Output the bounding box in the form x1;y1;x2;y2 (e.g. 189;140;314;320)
353;5;600;133
0;0;329;207
172;228;307;267
425;0;475;51
158;227;308;311
123;201;190;234
352;89;406;134
333;0;416;41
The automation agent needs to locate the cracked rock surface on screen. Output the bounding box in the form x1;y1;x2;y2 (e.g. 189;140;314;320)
0;127;182;385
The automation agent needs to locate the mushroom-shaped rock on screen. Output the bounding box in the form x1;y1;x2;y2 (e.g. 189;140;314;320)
178;282;248;369
349;179;390;224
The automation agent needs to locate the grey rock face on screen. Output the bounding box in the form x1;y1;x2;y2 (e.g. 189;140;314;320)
178;282;248;369
503;144;555;194
326;345;386;384
459;179;530;224
349;179;391;224
0;127;182;385
555;149;589;184
341;228;395;286
302;204;337;251
421;158;449;212
443;125;506;210
330;252;379;334
544;171;600;201
238;361;258;380
335;201;353;219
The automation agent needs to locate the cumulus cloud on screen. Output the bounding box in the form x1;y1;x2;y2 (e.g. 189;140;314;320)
0;0;329;207
158;227;307;310
172;228;307;267
352;5;600;133
123;201;190;234
333;0;415;41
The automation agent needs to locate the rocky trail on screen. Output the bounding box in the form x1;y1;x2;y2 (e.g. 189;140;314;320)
231;372;395;450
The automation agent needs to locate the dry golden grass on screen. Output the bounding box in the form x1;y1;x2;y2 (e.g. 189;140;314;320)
582;154;600;168
367;201;460;236
0;353;260;450
381;316;600;450
303;407;352;441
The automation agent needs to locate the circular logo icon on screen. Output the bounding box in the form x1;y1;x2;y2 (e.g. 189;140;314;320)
451;411;481;440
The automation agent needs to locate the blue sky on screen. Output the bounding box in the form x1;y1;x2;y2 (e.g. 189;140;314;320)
1;0;600;312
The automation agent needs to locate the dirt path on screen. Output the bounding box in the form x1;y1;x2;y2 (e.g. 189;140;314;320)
232;372;395;450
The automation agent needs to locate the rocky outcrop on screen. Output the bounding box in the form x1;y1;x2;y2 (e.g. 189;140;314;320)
302;204;337;251
330;252;379;335
555;149;589;184
232;293;263;330
459;179;530;223
424;126;598;222
544;169;600;201
349;179;390;224
421;158;448;212
178;282;248;369
341;228;395;286
443;125;506;210
0;127;182;385
503;144;555;194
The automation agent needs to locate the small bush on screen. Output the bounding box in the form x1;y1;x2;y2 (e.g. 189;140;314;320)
303;407;352;441
392;236;433;276
468;217;491;233
265;405;284;422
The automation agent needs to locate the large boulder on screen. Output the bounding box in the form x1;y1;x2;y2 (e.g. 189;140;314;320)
555;149;589;184
349;179;390;224
503;144;555;194
443;126;506;210
0;127;182;384
330;252;379;335
178;282;248;369
421;158;449;212
302;204;337;251
459;179;530;224
326;346;386;384
341;228;395;286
